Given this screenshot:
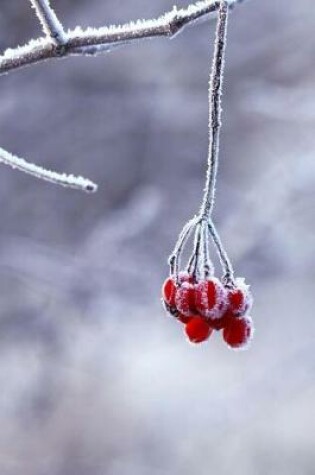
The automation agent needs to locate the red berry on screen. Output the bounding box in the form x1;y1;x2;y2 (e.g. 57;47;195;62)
226;279;253;317
177;313;193;324
175;282;197;317
185;317;213;344
209;309;233;330
162;277;176;308
223;315;254;350
195;278;227;319
229;288;244;310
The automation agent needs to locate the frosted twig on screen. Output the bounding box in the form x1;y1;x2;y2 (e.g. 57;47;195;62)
0;0;245;76
208;219;234;284
201;220;213;277
0;146;97;192
200;0;229;219
169;216;198;280
187;222;203;278
29;0;67;45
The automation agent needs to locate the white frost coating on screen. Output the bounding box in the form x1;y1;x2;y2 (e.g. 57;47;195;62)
234;277;250;291
29;0;67;45
176;0;240;20
0;147;97;192
0;0;244;75
66;0;214;44
67;17;168;43
195;277;228;320
175;281;196;317
3;38;51;61
234;277;254;315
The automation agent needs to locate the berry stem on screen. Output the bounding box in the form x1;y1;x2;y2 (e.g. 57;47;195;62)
187;223;202;278
200;1;229;220
169;216;197;280
208;219;235;285
201;220;213;278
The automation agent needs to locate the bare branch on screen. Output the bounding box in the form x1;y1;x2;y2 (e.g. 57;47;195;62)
0;0;245;76
29;0;67;45
0;146;97;192
0;0;245;192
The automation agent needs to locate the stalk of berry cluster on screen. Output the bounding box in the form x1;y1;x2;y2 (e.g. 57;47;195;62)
199;0;235;285
200;0;228;221
169;1;234;284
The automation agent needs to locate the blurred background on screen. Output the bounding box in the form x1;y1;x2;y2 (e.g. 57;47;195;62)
0;0;314;474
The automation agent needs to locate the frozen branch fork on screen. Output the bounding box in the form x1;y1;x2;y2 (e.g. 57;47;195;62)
0;0;245;192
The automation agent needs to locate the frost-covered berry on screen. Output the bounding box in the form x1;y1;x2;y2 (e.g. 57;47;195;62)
175;281;197;317
162;272;194;308
177;271;195;284
223;315;254;350
195;277;227;319
214;279;253;330
177;313;193;324
162;277;176;308
226;278;253;317
162;272;197;320
209;310;233;331
185;316;213;344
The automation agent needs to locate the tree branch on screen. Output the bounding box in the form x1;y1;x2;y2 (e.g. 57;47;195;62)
0;0;245;76
0;0;246;192
0;146;97;192
29;0;67;45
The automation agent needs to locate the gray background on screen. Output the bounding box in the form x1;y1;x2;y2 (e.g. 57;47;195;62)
0;1;314;474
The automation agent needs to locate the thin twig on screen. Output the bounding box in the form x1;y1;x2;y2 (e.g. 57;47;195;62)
0;0;245;76
208;219;234;284
200;0;229;218
29;0;67;45
0;146;97;192
169;217;198;279
201;220;214;277
187;223;203;278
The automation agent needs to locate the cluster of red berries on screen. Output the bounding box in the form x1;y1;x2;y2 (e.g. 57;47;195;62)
162;272;254;349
